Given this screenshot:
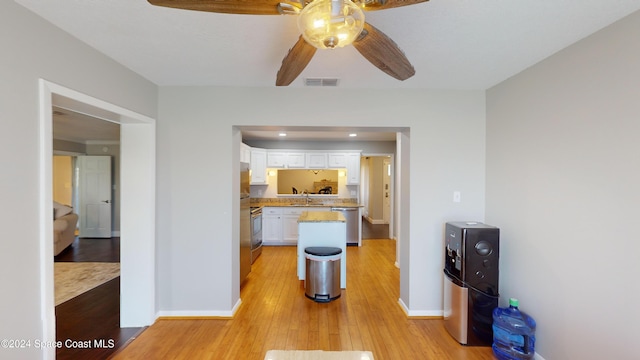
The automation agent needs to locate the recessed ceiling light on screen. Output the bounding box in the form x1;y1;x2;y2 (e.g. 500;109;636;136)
279;132;287;137
349;133;357;137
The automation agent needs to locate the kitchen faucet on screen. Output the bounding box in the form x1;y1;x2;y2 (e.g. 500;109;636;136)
302;189;309;205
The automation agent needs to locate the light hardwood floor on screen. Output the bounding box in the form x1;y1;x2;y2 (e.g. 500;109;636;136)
113;240;494;360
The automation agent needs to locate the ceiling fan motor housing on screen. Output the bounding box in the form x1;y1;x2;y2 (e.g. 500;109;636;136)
298;0;365;49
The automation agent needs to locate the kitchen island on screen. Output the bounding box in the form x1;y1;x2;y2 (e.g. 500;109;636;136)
297;211;347;288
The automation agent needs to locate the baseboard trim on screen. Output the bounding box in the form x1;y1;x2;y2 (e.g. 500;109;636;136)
156;315;234;320
364;216;387;225
397;298;443;319
155;298;242;319
232;298;242;315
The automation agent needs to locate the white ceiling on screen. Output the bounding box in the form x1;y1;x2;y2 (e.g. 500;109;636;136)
241;126;401;142
30;0;640;142
16;0;640;90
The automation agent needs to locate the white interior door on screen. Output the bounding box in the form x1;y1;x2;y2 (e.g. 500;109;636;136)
383;158;391;224
78;155;112;238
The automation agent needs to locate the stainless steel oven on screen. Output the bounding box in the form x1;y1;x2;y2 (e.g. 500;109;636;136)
250;207;263;263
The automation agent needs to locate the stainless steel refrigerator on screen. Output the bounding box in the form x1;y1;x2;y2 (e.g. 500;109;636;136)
443;221;499;346
240;162;251;284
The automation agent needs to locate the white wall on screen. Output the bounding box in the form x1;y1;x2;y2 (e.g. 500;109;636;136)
1;1;487;356
486;10;640;360
156;87;486;316
0;2;157;359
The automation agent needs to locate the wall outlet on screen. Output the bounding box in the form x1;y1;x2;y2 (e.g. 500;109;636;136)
453;191;461;203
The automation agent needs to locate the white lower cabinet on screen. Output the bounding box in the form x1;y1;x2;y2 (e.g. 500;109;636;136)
262;208;282;244
263;207;328;245
282;208;303;244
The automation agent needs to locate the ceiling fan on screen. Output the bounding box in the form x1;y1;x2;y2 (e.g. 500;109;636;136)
148;0;428;86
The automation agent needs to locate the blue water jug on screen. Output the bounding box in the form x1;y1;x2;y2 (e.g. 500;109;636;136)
492;298;536;360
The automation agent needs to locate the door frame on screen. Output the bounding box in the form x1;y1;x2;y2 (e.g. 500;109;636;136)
39;80;156;357
361;153;395;240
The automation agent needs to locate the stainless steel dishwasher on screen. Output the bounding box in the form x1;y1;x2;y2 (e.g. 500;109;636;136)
330;207;359;245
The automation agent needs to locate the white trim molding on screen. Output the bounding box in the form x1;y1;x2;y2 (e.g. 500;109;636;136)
157;299;243;318
39;80;157;357
397;298;443;318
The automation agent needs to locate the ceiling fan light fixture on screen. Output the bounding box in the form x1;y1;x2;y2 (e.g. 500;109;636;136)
298;0;365;50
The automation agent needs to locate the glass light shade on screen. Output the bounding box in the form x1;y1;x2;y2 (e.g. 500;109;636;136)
297;0;365;50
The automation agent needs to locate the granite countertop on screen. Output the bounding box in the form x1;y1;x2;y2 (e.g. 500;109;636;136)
298;211;346;223
252;200;362;208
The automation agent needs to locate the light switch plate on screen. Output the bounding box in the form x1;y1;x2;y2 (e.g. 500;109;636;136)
453;191;461;203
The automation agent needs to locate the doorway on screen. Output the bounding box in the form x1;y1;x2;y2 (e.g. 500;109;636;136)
52;155;74;208
360;155;394;240
54;153;120;238
39;80;156;353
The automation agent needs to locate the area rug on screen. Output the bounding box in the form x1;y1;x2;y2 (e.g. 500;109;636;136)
265;350;374;360
54;262;120;305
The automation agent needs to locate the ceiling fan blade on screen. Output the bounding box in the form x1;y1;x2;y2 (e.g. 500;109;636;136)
276;36;317;86
148;0;282;15
361;0;429;12
352;23;415;81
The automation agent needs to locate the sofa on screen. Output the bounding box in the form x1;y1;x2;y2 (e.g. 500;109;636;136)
53;202;78;256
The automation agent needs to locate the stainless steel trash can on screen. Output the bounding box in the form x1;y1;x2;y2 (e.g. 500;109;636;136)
304;247;342;302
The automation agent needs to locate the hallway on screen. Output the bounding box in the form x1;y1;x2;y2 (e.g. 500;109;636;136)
361;219;389;240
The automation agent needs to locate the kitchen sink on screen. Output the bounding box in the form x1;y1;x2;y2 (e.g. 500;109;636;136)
288;202;324;207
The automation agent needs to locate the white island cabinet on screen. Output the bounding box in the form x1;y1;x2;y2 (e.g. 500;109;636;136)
263;207;329;245
297;211;347;288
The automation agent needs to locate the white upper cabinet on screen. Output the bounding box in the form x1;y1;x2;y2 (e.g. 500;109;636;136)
263;150;360;181
327;153;348;168
286;152;306;168
306;153;327;168
346;153;361;185
240;143;251;164
267;152;287;168
250;148;267;185
267;151;306;168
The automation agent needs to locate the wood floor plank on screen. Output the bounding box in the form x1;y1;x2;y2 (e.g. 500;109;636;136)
54;236;143;359
55;236;120;262
113;240;494;360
